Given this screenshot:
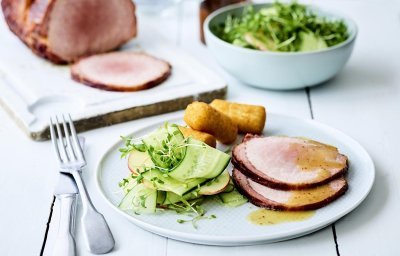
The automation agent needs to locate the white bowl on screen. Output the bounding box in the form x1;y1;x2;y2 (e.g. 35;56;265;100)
204;3;357;90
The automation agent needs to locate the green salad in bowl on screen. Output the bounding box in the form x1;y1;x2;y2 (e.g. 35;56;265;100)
213;2;349;52
204;1;357;90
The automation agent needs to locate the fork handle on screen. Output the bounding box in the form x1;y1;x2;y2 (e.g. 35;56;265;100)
53;194;76;256
71;171;115;254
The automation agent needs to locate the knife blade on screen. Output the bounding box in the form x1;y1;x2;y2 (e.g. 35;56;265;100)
52;137;84;256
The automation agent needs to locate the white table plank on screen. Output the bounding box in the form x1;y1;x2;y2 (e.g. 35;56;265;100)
0;106;56;256
308;1;400;255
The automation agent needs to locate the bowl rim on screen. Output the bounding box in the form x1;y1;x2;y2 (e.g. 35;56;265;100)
204;2;358;56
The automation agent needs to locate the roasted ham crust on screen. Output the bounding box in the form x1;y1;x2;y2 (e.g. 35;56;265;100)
71;67;171;92
1;0;25;36
1;0;137;64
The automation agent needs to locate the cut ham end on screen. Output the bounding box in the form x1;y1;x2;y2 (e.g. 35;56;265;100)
232;136;348;190
71;52;172;92
233;168;348;211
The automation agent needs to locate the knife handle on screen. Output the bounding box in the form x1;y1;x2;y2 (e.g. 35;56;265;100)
53;194;77;256
71;170;115;254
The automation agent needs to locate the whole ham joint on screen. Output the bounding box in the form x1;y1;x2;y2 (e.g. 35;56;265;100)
1;0;137;64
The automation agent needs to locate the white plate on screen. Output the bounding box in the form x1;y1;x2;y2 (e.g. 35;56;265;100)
96;113;375;246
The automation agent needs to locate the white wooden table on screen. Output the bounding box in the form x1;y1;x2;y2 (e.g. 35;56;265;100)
1;0;399;255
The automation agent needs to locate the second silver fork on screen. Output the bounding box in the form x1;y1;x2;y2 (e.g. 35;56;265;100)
50;114;115;255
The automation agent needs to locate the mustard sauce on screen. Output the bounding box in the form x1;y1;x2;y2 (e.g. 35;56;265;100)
287;184;335;206
248;209;315;225
290;140;343;180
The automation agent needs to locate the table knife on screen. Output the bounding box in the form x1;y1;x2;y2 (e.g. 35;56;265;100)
52;138;84;256
53;174;78;256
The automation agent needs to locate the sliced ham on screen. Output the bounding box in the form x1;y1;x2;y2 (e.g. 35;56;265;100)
2;0;136;64
232;136;348;190
233;168;348;211
71;52;171;92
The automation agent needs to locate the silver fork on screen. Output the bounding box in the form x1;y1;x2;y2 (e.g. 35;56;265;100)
50;114;115;254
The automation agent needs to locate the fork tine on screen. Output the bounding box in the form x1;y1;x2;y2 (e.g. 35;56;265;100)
49;118;63;164
55;115;69;162
67;114;85;162
62;114;77;160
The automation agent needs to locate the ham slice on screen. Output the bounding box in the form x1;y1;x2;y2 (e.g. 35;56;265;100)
2;0;136;64
71;52;172;92
233;168;348;211
232;136;348;190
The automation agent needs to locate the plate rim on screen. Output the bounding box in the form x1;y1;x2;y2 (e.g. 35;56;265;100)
95;112;375;245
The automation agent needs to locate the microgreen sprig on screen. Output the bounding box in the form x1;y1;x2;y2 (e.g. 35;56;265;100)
119;135;146;158
167;198;217;229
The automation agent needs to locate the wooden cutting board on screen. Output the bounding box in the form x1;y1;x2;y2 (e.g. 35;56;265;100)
0;17;226;141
